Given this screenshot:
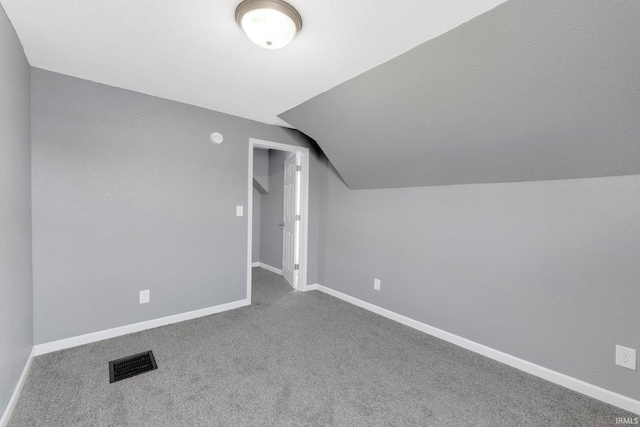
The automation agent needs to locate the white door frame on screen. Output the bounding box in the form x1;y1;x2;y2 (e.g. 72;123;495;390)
247;138;310;302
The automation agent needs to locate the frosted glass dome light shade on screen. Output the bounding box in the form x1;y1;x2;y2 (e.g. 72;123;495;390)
236;0;302;49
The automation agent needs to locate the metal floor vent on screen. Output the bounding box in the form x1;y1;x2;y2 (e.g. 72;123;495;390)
109;350;157;383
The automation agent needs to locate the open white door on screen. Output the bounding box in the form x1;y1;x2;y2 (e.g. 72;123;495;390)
248;138;309;302
281;153;300;289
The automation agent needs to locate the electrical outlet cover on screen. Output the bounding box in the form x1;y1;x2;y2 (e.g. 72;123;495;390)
139;290;150;304
615;345;636;370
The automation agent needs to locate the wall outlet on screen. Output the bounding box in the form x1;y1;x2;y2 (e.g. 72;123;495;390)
374;278;381;291
139;290;150;304
236;205;244;217
615;345;636;370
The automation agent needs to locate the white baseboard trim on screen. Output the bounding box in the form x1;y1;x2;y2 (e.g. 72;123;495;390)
251;262;260;267
314;284;640;415
1;347;36;427
303;283;319;292
34;299;250;356
255;262;282;275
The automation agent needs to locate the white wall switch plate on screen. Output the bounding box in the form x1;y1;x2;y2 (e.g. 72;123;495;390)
374;278;381;291
616;345;636;370
139;290;150;304
236;205;244;217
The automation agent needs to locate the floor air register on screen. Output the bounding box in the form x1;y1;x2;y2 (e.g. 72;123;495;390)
109;350;157;383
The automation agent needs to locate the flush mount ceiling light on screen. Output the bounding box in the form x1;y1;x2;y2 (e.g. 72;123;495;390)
235;0;302;49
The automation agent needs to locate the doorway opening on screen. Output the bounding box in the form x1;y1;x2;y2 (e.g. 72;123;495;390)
247;138;310;302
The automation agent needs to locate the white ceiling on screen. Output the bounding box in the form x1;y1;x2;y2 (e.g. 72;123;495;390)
0;0;507;126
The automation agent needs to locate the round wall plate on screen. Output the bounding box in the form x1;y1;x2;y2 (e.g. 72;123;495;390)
210;132;224;144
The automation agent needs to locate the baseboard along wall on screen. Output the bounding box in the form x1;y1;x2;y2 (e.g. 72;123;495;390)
33;298;250;356
254;266;318;292
254;262;282;275
311;284;640;416
0;348;35;427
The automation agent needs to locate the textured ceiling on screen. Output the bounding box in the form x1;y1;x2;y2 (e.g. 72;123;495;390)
281;0;640;189
0;0;506;126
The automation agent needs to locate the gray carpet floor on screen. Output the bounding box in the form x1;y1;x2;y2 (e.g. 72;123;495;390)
8;268;635;426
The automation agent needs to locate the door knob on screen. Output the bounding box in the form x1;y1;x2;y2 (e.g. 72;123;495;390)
279;222;285;227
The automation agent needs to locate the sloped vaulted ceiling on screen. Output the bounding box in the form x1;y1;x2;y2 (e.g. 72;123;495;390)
280;0;640;189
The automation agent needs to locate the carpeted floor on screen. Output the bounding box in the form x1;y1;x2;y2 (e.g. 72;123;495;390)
8;268;635;426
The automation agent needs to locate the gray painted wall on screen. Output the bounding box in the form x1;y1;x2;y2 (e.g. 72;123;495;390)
0;4;33;416
321;167;640;400
31;69;322;344
281;0;640;190
252;149;268;262
258;150;293;270
252;187;261;262
253;148;269;194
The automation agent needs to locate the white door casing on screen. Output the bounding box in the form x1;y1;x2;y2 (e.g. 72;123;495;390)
281;153;299;288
